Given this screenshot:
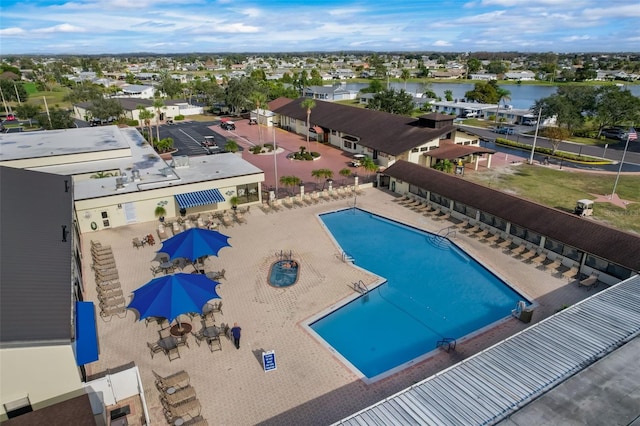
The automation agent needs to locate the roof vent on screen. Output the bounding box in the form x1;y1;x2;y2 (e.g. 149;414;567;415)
131;169;141;181
159;167;174;178
171;155;190;169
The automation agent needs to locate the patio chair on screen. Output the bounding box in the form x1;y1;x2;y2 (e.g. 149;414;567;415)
145;316;169;329
210;301;223;316
147;341;165;359
132;237;144;249
191;330;207;347
150;264;163;277
207;335;222;352
175;334;190;349
152;370;190;391
197;216;205;228
166;345;181;362
208;268;226;281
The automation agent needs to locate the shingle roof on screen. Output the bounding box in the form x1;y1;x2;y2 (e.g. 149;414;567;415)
383;160;640;271
272;98;455;156
76;97;187;112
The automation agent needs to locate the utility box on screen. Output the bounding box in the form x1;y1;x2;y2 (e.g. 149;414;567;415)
518;307;534;323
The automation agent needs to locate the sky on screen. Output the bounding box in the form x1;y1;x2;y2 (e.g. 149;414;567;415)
1;0;639;55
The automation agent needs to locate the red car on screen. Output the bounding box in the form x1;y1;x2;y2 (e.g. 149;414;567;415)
4;114;16;121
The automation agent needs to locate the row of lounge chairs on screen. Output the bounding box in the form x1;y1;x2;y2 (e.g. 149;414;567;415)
152;371;208;425
395;195;585;282
91;241;127;320
260;187;363;214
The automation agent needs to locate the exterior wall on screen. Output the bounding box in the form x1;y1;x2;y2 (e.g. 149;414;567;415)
74;173;264;233
1;148;132;169
0;346;83;420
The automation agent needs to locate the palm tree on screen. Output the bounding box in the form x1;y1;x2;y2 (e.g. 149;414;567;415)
137;106;154;145
300;98;316;149
400;69;411;91
224;139;239;153
249;91;267;145
152;98;165;142
339;168;352;185
311;168;333;190
360;156;378;183
279;175;302;196
494;87;512;127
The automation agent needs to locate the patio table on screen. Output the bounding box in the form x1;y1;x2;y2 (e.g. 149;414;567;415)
170;323;192;337
202;326;219;339
158;336;178;351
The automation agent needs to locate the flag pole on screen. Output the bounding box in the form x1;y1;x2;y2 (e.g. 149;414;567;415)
610;131;632;199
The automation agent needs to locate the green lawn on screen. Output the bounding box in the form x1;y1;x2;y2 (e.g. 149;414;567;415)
465;164;640;233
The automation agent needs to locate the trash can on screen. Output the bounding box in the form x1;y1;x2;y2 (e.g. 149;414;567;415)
518;307;534;323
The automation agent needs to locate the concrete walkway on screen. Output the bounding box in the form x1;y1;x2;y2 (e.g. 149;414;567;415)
84;188;596;425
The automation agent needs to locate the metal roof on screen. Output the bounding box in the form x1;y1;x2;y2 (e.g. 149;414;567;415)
0;166;74;345
336;275;640;426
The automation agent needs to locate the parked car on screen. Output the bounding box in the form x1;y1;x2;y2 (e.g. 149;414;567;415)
495;127;515;135
4;114;16;121
523;119;537;126
601;127;626;140
248;118;258;125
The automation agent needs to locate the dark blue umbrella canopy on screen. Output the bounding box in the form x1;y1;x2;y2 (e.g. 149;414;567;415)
127;273;220;323
159;228;231;262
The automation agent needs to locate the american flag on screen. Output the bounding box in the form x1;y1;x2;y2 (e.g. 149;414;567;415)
629;128;637;141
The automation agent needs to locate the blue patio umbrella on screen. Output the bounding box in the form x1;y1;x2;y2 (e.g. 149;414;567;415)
127;273;220;323
158;228;231;262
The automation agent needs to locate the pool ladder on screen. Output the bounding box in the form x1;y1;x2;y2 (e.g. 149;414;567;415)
353;280;368;294
436;337;457;353
342;251;354;263
276;250;293;261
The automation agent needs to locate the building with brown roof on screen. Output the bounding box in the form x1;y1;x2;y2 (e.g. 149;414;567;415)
272;98;495;170
382;160;640;283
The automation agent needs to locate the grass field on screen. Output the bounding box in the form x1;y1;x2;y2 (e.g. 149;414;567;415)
465;164;640;233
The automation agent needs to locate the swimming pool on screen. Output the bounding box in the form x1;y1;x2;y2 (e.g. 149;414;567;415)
310;208;526;381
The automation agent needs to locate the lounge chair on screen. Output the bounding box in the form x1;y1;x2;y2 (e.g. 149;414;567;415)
282;197;295;209
293;196;305;207
161;385;197;407
561;265;580;280
157;225;169;240
221;215;234;227
153;370;190;391
97;281;121;293
164;399;201;424
578;273;599;290
99;305;127;321
99;296;125;308
180;416;208;426
132;237;144;249
234;212;247;225
197;217;205;228
98;288;124;302
191;330;207;347
207;335;222;352
92;252;114;262
260;203;273;214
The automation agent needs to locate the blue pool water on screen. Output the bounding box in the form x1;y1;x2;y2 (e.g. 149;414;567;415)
310;208;524;380
269;260;299;287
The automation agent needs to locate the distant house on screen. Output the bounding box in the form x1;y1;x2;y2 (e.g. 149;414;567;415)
112;84;155;99
303;83;357;101
469;73;497;81
504;71;536;81
73;98;203;122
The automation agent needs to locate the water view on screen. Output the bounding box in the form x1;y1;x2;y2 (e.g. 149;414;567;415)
344;82;640;110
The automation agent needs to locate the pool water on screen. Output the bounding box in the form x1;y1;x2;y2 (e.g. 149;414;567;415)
268;260;299;287
310;208;525;380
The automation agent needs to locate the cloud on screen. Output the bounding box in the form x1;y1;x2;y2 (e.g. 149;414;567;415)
0;27;26;36
35;24;86;33
433;40;452;47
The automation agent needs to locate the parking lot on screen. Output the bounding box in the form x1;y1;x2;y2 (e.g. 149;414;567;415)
157;120;227;156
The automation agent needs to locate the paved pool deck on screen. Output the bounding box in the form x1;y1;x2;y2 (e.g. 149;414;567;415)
83;188;597;425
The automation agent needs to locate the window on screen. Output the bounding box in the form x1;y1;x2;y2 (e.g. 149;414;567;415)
411;148;419;153
544;238;564;255
5;397;33;419
585;255;632;280
101;211;108;219
343;141;353;149
420;147;429;152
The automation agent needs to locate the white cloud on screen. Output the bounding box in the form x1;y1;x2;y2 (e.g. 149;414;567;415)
0;27;26;36
433;40;452;47
35;24;86;33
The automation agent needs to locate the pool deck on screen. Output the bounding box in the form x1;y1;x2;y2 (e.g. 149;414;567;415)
83;188;597;425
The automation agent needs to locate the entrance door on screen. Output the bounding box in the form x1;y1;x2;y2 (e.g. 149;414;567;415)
391;181;396;192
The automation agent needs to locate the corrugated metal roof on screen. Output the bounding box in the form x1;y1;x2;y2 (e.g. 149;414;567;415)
336;275;640;426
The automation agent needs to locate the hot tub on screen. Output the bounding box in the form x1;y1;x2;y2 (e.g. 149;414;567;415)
269;260;299;287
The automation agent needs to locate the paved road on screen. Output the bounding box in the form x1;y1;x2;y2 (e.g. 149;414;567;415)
460;125;640;172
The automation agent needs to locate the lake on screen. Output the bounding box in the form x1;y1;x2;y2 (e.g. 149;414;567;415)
343;82;640;110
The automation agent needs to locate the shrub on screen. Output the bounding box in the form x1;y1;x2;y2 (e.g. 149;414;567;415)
174;115;185;121
264;143;274;151
310;151;320;158
127;119;139;126
250;145;263;154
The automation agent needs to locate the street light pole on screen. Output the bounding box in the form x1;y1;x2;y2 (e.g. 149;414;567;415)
610;132;633;199
273;123;279;201
528;108;543;165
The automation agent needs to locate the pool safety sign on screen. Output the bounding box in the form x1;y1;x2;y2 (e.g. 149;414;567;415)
262;350;277;372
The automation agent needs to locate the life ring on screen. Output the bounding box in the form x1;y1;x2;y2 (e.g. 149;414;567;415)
90;221;98;231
